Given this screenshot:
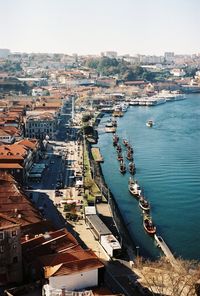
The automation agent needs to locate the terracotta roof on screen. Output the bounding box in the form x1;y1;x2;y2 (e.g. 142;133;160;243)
0;126;21;137
0;172;43;227
40;248;98;267
0;129;10;137
0;213;20;230
45;257;104;277
16;139;38;150
22;228;79;257
0;163;23;169
0;143;28;158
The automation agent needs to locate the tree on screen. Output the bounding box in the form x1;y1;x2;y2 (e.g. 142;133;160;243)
82;114;93;123
134;257;200;296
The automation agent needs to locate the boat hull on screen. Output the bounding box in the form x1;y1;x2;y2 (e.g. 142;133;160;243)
143;219;156;235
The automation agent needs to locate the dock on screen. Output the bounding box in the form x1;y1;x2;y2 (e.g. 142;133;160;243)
154;234;178;268
91;147;104;163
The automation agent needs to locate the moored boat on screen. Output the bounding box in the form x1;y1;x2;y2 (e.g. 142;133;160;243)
129;161;135;175
143;214;156;235
127;146;134;154
117;152;123;161
113;134;119;146
123;139;129;146
139;196;150;211
112;119;117;127
126;151;133;161
105;120;116;133
119;161;126;174
128;177;141;197
116;144;122;153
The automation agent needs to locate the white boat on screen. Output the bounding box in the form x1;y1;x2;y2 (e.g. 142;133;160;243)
129;100;139;106
128;178;141;197
146;120;154;127
121;103;129;112
105;120;116;133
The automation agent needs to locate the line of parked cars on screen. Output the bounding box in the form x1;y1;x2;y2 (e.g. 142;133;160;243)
55;190;63;197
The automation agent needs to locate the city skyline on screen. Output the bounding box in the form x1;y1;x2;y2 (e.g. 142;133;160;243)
0;0;200;55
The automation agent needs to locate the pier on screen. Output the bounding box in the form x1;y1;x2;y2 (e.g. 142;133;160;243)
91;147;104;163
154;234;178;267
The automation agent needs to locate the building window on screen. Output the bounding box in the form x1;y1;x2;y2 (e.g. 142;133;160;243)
12;230;17;237
0;246;4;253
13;256;18;264
0;232;4;240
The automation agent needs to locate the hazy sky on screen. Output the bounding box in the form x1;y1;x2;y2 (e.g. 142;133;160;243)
0;0;199;55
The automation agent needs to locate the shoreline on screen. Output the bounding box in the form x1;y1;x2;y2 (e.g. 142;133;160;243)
88;112;138;261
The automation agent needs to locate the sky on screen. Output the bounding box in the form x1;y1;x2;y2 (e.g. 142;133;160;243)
0;0;200;56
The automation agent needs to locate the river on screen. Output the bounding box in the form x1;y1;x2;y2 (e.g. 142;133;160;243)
97;94;200;260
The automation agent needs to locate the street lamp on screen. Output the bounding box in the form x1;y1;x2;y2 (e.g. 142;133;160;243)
136;246;140;257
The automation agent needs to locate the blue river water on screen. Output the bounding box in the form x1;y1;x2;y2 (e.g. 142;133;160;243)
97;94;200;260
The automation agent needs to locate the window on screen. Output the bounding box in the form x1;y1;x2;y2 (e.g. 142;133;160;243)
0;232;4;240
12;230;17;237
0;246;4;253
13;256;18;264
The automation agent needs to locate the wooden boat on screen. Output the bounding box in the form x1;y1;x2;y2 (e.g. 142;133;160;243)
128;177;141;196
123;139;129;146
143;214;156;235
119;161;126;174
146;120;154;127
113;134;119;146
105;120;116;133
126;151;133;161
129;162;135;174
116;144;122;153
139;196;150;211
127;146;134;154
117;152;123;161
112;119;117;127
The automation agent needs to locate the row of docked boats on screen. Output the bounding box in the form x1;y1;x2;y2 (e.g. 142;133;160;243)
112;133;136;175
128;177;156;235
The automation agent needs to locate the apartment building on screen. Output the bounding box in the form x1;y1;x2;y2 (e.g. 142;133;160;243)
25;112;57;140
0;214;23;285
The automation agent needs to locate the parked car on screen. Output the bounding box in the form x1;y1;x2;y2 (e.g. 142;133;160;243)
55;190;63;196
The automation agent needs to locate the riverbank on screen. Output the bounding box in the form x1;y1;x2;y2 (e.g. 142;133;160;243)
86;112;138;261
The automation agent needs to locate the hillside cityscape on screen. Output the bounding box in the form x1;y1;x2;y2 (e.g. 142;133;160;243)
0;45;200;296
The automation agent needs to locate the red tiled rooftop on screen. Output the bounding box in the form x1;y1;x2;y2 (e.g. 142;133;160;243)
45;257;104;277
0;213;20;230
0;163;23;169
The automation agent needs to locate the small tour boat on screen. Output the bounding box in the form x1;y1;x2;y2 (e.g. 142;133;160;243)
112;119;117;127
146;120;154;127
126;151;133;161
123;139;129;146
105;120;117;133
129;162;135;175
116;144;122;153
128;177;141;197
126;144;134;154
143;214;156;235
117;152;123;161
139;196;150;211
119;161;126;174
113;134;119;146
